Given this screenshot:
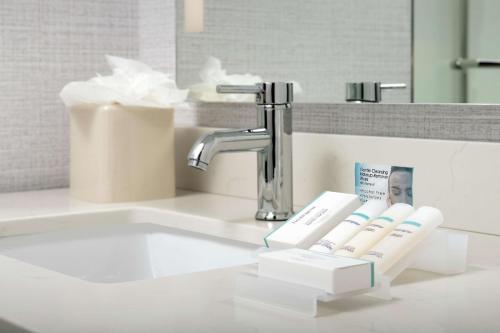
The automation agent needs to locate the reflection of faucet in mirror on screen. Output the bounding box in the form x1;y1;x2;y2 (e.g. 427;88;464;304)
345;82;407;103
187;82;294;221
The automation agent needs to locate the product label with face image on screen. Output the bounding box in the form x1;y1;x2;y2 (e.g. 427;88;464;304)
355;162;414;206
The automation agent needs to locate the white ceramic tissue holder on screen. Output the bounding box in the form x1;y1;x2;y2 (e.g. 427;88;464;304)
70;103;176;202
60;56;188;203
234;228;468;317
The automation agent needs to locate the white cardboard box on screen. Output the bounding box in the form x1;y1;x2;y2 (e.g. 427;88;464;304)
258;248;374;294
264;191;360;249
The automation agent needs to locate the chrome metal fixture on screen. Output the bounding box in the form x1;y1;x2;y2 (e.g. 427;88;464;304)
453;58;500;69
345;82;407;103
187;82;294;221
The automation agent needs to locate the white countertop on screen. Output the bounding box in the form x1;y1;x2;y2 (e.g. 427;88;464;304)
0;189;499;333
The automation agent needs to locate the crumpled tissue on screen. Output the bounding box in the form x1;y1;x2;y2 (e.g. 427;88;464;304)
188;56;302;102
60;55;188;108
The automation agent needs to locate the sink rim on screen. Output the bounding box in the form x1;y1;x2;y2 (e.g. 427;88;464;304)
0;208;261;285
0;206;265;244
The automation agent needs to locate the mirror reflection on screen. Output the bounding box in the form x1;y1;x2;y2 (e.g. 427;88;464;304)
414;0;500;103
176;0;412;104
177;0;500;104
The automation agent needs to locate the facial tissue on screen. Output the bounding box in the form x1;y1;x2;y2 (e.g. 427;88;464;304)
188;56;302;102
60;55;188;108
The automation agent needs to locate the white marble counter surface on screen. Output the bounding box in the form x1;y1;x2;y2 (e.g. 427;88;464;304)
0;189;499;333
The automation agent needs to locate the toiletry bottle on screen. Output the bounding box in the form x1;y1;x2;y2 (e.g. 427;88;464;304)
309;200;388;254
361;206;443;274
334;203;414;258
264;191;361;249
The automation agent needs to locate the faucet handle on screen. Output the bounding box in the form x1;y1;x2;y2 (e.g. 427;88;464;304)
216;85;262;94
345;82;406;103
216;82;293;105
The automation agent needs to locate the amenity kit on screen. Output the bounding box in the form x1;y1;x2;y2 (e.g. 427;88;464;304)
235;191;468;316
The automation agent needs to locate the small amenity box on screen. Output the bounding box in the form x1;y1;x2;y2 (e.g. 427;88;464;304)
258;248;374;294
264;191;360;249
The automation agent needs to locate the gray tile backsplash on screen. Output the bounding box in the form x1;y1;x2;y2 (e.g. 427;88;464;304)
138;0;176;75
175;103;500;143
0;0;174;193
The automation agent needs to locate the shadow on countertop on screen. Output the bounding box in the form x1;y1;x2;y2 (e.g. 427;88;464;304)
0;317;33;333
392;266;484;286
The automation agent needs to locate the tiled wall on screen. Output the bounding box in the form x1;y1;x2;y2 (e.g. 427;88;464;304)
175;102;500;143
138;0;176;75
1;0;498;195
176;0;412;103
0;0;175;193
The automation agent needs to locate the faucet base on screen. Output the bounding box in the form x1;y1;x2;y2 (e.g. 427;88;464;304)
255;210;294;222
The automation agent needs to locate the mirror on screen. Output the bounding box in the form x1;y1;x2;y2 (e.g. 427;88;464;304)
176;0;500;104
414;0;500;103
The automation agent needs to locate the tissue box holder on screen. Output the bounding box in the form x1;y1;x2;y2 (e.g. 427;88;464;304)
70;103;176;202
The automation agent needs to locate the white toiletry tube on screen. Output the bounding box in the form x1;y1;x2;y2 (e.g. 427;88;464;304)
264;191;361;249
334;203;415;258
361;206;444;274
309;200;388;254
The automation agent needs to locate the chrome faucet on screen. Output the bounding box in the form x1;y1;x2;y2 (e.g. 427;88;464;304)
345;82;407;103
187;82;294;221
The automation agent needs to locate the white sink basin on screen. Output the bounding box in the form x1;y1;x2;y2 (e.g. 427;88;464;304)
0;209;258;283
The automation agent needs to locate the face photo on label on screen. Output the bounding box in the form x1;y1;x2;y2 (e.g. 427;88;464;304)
387;166;413;205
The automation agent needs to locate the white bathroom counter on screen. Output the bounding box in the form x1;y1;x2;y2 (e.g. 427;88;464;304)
0;189;499;333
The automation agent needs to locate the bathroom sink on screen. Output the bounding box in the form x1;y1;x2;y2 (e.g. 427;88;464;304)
0;209;258;283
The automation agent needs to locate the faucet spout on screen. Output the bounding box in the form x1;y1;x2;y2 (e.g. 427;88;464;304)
185;82;294;221
187;128;271;171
